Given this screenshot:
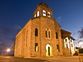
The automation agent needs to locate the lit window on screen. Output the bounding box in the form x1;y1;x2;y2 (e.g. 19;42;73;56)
37;11;39;17
34;14;36;17
56;32;58;39
48;12;51;17
43;10;46;13
48;12;51;14
35;43;38;52
35;28;38;36
43;10;46;16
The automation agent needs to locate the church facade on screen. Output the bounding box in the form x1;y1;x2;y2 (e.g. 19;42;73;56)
14;3;75;58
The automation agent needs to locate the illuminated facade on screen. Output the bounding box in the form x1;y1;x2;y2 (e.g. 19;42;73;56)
61;29;75;56
14;3;75;58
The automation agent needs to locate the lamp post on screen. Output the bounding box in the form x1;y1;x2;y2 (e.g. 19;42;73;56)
6;48;11;53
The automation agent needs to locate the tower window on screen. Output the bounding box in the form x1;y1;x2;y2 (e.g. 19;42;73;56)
48;12;50;14
35;28;38;36
34;14;36;17
48;12;51;17
37;11;39;17
56;32;58;39
43;10;46;16
35;43;38;52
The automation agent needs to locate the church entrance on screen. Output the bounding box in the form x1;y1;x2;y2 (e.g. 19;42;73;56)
46;44;52;56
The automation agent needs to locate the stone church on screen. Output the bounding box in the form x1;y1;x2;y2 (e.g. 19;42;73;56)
14;3;75;58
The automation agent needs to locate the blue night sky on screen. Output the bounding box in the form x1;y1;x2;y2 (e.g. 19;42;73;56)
0;0;83;47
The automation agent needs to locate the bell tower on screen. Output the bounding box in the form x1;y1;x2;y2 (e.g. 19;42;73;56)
33;3;52;18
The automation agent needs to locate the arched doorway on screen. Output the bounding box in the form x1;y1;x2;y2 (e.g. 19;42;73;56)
46;44;52;56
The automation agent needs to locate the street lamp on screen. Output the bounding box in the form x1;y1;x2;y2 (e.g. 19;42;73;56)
6;48;11;53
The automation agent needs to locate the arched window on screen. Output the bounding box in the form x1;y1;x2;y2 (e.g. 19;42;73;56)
45;31;47;37
48;31;50;38
43;10;46;16
37;11;39;17
47;12;51;17
35;43;38;52
46;44;52;56
65;39;67;42
57;45;60;52
56;32;58;39
35;28;38;36
34;14;36;17
45;29;51;38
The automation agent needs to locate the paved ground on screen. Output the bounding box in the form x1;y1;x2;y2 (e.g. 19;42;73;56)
47;56;80;62
0;56;83;62
0;56;47;62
